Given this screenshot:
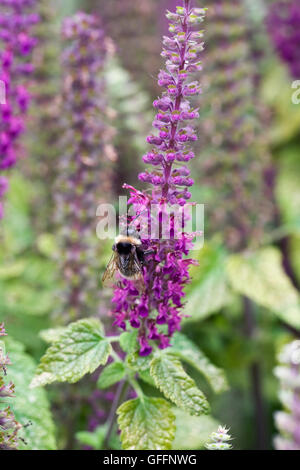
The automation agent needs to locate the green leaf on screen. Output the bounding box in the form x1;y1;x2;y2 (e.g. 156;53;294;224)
170;332;228;394
0;261;25;280
76;425;107;450
138;369;156;387
173;409;219;450
262;64;300;144
0;311;50;355
36;233;58;258
2;174;35;254
31;318;111;387
4;338;56;450
39;327;68;343
119;330;138;353
0;282;54;316
226;247;300;329
76;430;102;450
97;362;126;389
126;351;152;371
150;354;210;416
20;256;56;286
184;243;231;322
117;397;175;450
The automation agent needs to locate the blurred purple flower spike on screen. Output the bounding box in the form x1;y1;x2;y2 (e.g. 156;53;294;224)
266;0;300;79
56;12;116;322
0;0;39;218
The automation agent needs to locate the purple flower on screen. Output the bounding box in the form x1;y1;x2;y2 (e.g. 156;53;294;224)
55;12;116;322
266;0;300;79
111;1;205;355
0;0;39;219
197;0;274;252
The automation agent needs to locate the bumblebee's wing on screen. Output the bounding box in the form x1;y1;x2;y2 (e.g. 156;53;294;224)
102;252;118;286
129;248;144;281
130;251;146;293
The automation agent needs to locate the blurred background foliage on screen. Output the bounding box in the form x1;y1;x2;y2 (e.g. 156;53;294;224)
1;0;300;450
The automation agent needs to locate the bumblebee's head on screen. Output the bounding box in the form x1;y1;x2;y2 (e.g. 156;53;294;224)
115;230;142;247
116;241;133;255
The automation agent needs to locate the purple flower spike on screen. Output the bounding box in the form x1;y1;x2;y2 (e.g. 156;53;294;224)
111;1;206;355
266;0;300;79
56;12;116;322
0;0;39;218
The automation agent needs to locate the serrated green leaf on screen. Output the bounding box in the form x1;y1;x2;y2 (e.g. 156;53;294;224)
170;332;228;394
139;369;156;387
119;330;138;353
31;318;111;387
150;354;210;416
97;362;126;389
4;338;56;450
126;351;152;371
39;327;68;343
117;397;175;450
173;408;219;450
226;247;300;328
184;243;231;322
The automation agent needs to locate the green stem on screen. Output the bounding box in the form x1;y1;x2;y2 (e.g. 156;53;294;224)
107;335;120;343
110;348;123;363
243;297;268;449
128;376;145;401
103;379;129;450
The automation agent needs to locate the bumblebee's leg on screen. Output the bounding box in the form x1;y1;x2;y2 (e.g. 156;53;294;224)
143;249;155;256
138;248;155;267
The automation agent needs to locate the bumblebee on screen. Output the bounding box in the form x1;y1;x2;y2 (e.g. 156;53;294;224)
102;228;152;286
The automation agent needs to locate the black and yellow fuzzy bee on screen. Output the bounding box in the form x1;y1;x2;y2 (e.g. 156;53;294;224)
102;228;153;286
